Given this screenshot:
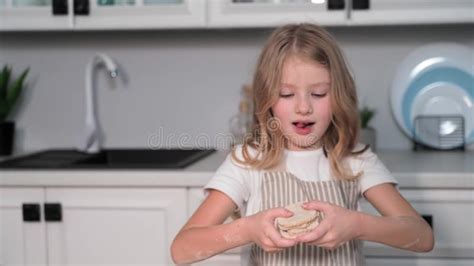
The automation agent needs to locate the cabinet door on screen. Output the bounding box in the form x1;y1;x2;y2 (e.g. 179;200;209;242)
45;187;186;266
350;0;474;25
73;0;206;29
0;187;47;265
361;189;474;258
208;0;348;28
367;257;474;266
0;0;73;30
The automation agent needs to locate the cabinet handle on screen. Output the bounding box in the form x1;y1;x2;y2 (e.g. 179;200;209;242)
352;0;369;10
328;0;345;10
44;203;62;222
422;214;433;228
22;203;41;222
52;0;68;15
74;0;90;15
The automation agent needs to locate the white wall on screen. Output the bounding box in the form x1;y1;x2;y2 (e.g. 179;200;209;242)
0;24;473;153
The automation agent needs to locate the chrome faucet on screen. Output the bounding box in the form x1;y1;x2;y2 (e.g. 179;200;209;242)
78;53;119;154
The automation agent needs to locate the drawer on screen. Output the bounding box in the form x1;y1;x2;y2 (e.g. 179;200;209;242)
366;257;474;266
360;189;474;256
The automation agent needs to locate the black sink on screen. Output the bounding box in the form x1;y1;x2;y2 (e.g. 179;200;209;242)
0;148;215;169
0;150;89;168
72;149;215;168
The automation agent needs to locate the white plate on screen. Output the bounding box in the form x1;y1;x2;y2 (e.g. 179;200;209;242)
390;43;474;148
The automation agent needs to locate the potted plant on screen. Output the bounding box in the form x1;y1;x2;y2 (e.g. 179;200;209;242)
359;106;377;151
0;65;29;156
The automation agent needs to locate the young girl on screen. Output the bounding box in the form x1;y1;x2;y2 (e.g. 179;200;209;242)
171;23;434;265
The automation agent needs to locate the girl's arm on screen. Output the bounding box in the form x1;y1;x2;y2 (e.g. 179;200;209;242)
297;183;434;252
357;183;434;252
170;189;296;264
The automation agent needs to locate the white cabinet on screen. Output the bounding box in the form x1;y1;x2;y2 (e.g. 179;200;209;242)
208;0;474;28
0;187;47;265
349;0;474;25
360;189;474;255
45;187;186;266
0;0;73;30
1;0;472;30
207;0;348;28
0;0;206;30
75;0;206;29
196;256;474;266
2;183;473;265
366;258;474;266
189;187;474;265
0;186;187;266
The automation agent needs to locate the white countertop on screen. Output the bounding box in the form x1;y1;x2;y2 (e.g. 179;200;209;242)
0;150;473;188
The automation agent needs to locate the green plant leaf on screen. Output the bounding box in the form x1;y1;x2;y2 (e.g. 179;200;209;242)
6;67;29;108
0;65;11;102
360;106;375;128
0;100;9;121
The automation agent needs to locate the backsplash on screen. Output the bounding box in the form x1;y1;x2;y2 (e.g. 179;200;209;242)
0;25;473;153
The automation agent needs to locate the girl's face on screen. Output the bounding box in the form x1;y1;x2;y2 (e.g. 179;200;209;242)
272;55;332;151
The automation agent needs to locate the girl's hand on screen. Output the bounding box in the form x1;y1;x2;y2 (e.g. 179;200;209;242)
244;208;298;252
295;201;361;250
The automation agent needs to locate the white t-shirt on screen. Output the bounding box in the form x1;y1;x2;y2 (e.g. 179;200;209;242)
204;144;397;266
205;144;397;217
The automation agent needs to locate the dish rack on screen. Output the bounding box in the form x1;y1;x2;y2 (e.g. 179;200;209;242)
413;115;465;151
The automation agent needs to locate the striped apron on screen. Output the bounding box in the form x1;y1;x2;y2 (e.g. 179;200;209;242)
250;172;365;266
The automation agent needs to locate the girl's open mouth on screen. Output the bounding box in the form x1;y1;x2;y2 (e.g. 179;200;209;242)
292;122;315;135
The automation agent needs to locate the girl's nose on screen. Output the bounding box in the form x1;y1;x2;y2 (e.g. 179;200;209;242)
295;95;313;115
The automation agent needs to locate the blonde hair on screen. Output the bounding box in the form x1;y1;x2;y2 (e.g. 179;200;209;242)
232;23;367;180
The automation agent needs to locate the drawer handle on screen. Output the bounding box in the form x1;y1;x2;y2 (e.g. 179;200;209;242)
328;0;345;10
74;0;90;15
422;214;433;228
353;0;370;10
52;0;68;15
44;203;62;222
22;203;41;222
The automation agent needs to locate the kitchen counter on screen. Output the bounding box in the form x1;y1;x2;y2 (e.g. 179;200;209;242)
2;150;473;261
0;149;473;188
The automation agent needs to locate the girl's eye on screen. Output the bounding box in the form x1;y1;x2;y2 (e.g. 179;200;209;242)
312;93;327;98
279;94;294;98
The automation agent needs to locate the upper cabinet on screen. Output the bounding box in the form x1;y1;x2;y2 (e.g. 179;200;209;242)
208;0;473;28
0;0;73;30
74;0;206;30
207;0;348;28
0;0;472;31
0;0;206;30
349;0;474;25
